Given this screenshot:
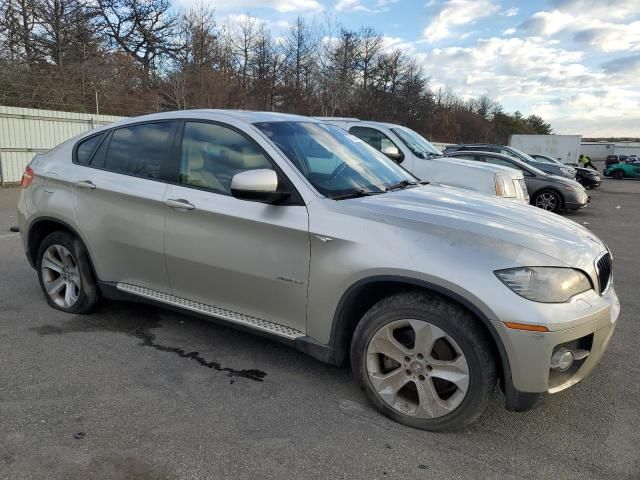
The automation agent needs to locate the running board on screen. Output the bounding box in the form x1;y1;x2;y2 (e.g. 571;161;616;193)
116;283;304;340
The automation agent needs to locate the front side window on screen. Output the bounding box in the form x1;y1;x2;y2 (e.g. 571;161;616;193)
75;133;104;165
179;122;272;195
94;122;175;179
255;122;416;199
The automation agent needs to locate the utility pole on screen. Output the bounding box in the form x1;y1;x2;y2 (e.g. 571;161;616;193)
95;90;99;115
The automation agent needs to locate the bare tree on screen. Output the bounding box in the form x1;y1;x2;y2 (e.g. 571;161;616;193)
94;0;178;76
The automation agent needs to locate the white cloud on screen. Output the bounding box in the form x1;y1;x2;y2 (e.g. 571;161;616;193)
423;0;499;43
501;7;518;17
417;36;640;135
335;0;386;13
210;0;323;13
502;28;516;36
520;2;640;53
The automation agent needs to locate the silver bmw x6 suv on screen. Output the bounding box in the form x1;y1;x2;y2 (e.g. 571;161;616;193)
17;110;619;431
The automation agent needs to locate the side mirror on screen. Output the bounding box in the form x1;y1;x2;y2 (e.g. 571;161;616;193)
230;169;290;204
381;145;403;163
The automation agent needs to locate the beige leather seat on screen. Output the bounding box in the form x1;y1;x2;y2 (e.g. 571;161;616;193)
181;139;225;192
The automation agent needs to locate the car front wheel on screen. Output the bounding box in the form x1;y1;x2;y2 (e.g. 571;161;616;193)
533;190;562;212
350;292;497;431
613;171;624;180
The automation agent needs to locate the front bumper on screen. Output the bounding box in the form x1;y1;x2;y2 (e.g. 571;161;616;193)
564;188;590;210
495;285;620;396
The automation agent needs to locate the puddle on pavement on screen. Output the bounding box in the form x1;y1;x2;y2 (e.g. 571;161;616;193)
30;302;267;382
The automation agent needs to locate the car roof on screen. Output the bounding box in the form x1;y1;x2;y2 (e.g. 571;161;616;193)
439;156;523;176
447;149;542;171
448;143;504;149
106;109;321;129
317;118;404;129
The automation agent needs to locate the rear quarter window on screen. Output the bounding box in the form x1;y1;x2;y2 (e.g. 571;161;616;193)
75;133;105;165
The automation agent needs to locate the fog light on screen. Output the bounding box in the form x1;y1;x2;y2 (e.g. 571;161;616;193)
551;348;574;371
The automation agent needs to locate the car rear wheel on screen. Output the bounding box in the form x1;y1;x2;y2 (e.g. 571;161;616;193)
533;190;561;212
613;171;624;180
350;292;497;431
36;231;99;314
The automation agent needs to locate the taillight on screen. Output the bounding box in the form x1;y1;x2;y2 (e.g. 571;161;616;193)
21;166;34;188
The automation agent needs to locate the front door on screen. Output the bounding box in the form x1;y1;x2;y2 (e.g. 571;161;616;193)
163;121;310;332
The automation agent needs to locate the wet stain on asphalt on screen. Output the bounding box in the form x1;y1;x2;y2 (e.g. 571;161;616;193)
30;302;267;382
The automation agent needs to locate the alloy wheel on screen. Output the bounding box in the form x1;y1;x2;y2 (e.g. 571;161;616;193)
535;192;558;211
41;244;81;308
365;319;470;419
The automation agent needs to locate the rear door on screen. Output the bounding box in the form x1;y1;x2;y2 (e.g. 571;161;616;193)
72;121;177;292
163;120;310;333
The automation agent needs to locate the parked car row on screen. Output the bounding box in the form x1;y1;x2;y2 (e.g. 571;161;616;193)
529;154;601;189
604;159;640;179
17;110;619;432
319;119;589;213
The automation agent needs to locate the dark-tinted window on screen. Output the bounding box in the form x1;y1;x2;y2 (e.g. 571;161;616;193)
349;126;404;161
483;156;523;171
179;122;272;194
76;134;104;165
454;154;482;162
94;122;175;179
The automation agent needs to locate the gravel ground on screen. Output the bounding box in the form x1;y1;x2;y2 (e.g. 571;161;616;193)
0;176;638;480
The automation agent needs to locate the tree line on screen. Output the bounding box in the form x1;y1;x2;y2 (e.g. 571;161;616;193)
0;0;552;143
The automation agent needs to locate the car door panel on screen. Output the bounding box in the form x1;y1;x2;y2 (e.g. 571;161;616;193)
73;170;169;289
72;121;177;291
164;120;310;333
164;187;309;332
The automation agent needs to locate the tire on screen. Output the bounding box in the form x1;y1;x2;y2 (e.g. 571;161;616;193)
613;171;624;180
532;189;562;212
350;291;497;431
36;231;99;314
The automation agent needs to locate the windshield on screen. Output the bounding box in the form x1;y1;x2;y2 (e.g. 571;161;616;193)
391;126;443;157
255;122;416;199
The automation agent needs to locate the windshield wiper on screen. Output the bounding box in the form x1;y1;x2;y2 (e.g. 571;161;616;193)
385;180;418;191
331;189;384;200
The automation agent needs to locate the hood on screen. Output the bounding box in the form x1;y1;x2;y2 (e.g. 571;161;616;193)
343;184;606;269
545;174;584;190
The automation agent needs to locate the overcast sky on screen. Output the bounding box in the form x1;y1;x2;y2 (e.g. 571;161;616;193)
185;0;640;137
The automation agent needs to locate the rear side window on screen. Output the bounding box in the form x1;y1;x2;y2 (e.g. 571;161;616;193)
75;134;104;165
483;156;522;171
93;122;175;179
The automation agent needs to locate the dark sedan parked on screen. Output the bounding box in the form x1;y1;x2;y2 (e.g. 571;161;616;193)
447;151;589;212
444;144;577;179
530;154;601;189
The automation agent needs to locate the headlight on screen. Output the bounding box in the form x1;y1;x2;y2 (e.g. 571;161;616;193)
495;267;592;303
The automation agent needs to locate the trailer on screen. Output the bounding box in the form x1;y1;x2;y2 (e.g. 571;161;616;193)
509;134;582;165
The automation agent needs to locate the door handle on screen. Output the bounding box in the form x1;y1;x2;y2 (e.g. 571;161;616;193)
75;180;96;189
165;198;195;210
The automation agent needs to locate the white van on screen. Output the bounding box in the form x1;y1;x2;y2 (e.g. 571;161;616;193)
318;118;529;203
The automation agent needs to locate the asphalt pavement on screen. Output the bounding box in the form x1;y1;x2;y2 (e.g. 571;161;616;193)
0;178;638;480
